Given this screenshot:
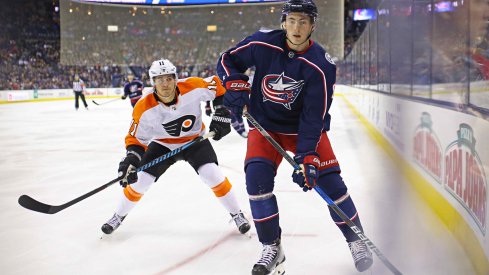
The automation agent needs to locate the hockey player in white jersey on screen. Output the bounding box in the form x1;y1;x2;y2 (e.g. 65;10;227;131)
101;58;250;236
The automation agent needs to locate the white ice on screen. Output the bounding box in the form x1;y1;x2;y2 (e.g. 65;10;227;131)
0;95;475;275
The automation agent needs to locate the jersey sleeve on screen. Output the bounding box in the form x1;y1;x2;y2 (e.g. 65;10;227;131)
296;61;336;155
216;32;260;80
204;75;226;98
124;98;157;149
123;83;130;96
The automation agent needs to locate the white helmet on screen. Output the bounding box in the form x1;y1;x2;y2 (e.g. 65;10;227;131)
149;59;177;86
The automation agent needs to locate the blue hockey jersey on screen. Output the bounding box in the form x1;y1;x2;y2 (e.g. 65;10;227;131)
217;29;336;155
124;79;144;106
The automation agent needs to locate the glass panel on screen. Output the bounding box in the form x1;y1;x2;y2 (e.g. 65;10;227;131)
369;22;378;90
363;29;369;88
339;0;489;114
377;1;391;93
389;1;414;96
431;0;469;106
412;1;432;99
468;0;489;110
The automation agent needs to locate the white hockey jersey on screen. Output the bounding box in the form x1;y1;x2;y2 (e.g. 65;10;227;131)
125;76;225;151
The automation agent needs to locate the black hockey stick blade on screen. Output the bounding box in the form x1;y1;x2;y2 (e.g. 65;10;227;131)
18;176;122;214
91;99;101;105
18;195;55;214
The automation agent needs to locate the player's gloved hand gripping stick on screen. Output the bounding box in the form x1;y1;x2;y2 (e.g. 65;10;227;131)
18;132;215;215
243;110;403;275
292;152;320;191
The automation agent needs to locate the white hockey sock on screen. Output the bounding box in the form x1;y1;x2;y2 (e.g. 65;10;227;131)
198;163;241;214
115;171;156;216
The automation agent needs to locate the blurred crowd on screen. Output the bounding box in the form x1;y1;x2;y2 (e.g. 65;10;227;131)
1;0;393;91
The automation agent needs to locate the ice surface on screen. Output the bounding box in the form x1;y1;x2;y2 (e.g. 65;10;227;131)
0;96;474;275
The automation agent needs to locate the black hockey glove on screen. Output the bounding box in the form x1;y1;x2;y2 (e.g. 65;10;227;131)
292;152;320;192
223;74;250;117
118;153;140;187
121;95;127;100
209;107;232;141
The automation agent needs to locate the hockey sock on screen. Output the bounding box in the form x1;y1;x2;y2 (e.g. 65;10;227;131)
115;171;155;216
198;163;240;214
328;193;364;242
250;193;280;244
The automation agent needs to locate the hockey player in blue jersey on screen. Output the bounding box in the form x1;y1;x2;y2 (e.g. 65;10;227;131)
121;72;144;108
217;0;373;274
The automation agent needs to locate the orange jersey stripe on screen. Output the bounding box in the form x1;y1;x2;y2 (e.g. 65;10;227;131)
156;132;200;144
211;177;232;197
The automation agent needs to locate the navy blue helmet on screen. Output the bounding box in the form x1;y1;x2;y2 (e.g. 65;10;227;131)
281;0;318;22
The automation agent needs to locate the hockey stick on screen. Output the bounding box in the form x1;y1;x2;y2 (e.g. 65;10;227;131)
243;111;402;275
92;98;121;106
18;132;215;214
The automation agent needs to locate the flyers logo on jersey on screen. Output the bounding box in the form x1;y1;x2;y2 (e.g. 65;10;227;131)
261;73;304;110
162;115;196;136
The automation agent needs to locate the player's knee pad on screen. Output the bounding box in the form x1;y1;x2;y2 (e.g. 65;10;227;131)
245;160;275;195
130;171;156;194
316;172;348;201
197;163;225;188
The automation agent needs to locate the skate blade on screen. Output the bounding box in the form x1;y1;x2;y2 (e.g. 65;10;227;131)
99;232;112;240
272;262;285;275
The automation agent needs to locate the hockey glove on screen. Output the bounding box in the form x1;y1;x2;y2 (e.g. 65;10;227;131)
121;95;127;100
209;107;232;141
223;74;251;117
118;153;140;187
292;152;320;192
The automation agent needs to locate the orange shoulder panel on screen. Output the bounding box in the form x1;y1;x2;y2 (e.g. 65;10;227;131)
177;76;226;97
177;77;206;95
132;93;158;122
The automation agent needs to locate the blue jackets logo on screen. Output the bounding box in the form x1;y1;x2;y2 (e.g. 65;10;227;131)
261;72;304;110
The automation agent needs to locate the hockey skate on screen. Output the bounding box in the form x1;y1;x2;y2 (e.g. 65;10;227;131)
230;211;251;234
252;239;286;275
348;239;373;272
101;213;126;234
